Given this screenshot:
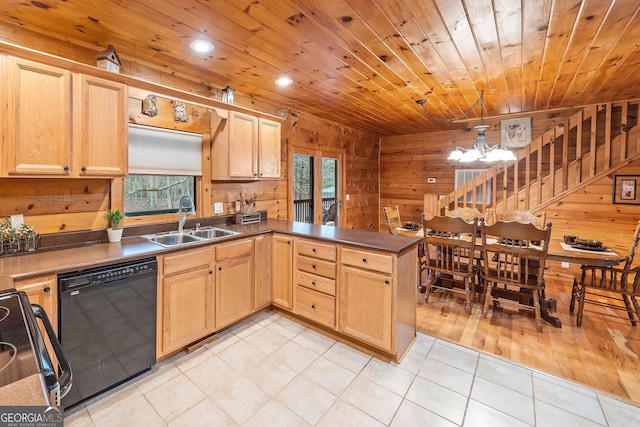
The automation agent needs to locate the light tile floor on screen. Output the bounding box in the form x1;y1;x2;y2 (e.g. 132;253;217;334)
65;310;640;426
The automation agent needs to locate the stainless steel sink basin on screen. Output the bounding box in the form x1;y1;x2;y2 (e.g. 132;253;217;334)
190;227;238;239
142;227;239;248
142;232;204;247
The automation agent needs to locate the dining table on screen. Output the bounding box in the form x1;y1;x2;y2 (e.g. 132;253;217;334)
396;225;627;327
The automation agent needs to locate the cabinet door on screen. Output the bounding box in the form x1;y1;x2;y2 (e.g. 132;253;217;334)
75;74;127;176
162;266;214;354
254;234;272;310
272;234;293;309
257;118;281;179
228;111;258;178
3;56;72;176
339;266;392;351
215;255;253;329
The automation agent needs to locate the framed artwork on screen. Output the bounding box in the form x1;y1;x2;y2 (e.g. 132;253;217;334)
501;117;532;148
613;175;640;204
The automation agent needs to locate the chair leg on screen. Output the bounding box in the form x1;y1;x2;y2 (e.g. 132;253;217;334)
569;279;579;313
621;294;637;326
532;289;543;333
632;295;640;324
463;277;472;315
576;283;586;327
482;280;493;318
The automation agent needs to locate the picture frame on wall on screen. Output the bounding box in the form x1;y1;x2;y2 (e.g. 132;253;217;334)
613;175;640;204
501;117;532;148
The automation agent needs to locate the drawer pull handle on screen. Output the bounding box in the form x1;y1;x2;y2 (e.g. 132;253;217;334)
311;281;316;286
312;248;316;252
44;286;51;293
312;265;316;269
311;304;316;309
81;166;86;172
362;258;367;263
218;267;222;271
63;165;69;171
385;280;390;285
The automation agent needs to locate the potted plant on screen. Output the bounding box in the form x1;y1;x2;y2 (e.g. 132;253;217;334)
104;209;124;243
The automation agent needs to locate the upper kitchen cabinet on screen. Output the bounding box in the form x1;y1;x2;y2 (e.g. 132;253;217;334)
1;55;127;177
73;74;127;177
2;56;72;176
211;110;281;180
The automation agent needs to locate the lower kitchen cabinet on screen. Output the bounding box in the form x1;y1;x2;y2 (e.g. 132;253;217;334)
339;264;392;351
215;238;254;329
272;234;293;310
253;234;272;310
15;274;58;367
159;247;215;356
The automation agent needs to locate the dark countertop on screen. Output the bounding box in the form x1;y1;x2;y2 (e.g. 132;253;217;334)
0;219;420;290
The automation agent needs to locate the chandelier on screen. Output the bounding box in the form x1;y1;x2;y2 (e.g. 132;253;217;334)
416;91;516;163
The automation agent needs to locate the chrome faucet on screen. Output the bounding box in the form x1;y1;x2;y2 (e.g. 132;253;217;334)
178;195;195;232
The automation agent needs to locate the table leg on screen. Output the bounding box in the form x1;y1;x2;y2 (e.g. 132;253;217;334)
540;297;562;328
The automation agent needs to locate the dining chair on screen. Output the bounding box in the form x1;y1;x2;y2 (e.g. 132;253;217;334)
491;209;547;229
480;219;552;332
446;206;483;223
417;212;428;293
422;215;480;314
383;205;401;234
570;221;640;326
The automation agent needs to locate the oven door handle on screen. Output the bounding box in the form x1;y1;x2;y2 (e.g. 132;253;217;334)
32;304;73;401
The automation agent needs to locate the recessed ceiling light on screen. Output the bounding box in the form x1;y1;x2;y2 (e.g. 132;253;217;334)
275;76;293;86
189;39;214;53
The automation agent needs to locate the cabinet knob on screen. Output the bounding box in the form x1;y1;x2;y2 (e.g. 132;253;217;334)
209;270;213;275
312;265;316;269
63;165;69;171
312;248;316;252
218;267;222;271
81;166;86;172
43;286;51;293
362;258;367;263
311;281;316;286
311;304;316;309
384;280;390;285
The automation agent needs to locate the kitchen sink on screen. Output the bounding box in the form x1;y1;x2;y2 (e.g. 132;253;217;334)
190;227;238;239
143;232;204;247
142;227;239;247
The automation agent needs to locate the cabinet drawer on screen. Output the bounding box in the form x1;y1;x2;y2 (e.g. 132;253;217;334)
163;247;214;276
296;271;335;296
296;239;336;261
295;285;335;328
297;256;336;279
341;248;392;274
215;238;253;261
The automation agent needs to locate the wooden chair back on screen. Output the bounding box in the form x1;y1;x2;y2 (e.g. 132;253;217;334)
446;206;482;223
623;220;640;269
480;220;552;331
422;215;480;313
383;205;401;234
489;208;547;229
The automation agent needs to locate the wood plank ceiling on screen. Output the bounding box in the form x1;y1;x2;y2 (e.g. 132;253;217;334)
0;0;639;136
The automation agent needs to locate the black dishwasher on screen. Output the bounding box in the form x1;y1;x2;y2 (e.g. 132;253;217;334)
58;257;157;409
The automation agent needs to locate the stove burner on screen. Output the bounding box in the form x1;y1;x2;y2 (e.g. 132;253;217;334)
0;342;17;375
0;306;9;323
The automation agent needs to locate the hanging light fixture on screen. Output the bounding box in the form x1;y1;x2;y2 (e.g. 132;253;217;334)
416;91;516;163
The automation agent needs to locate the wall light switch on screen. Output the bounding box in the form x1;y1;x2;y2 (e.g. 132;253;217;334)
561;262;569;268
214;202;223;214
10;214;24;229
346;194;350;200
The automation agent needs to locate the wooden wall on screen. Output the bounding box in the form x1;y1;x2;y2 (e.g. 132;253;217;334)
0;36;379;234
380;108;579;226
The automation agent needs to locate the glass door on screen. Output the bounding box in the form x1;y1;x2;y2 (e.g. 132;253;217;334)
291;146;344;226
293;152;315;223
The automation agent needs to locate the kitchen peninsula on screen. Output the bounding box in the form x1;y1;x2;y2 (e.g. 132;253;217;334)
0;219;420;367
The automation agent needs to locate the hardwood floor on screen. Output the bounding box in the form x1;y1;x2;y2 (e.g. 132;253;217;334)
416;275;640;406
